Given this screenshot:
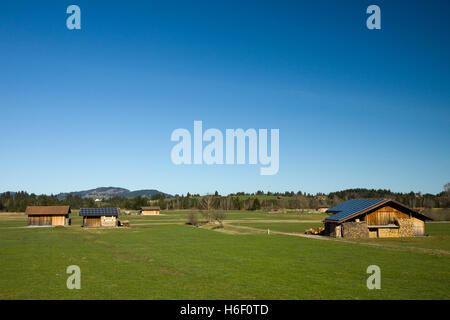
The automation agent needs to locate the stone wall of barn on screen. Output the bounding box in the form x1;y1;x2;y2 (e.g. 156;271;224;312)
342;221;369;238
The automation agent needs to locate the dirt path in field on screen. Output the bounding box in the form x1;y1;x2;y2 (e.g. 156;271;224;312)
227;224;331;240
131;222;185;226
228;224;450;256
128;219;323;227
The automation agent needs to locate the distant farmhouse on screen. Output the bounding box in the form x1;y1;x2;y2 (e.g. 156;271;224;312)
317;206;329;213
26;206;71;226
140;206;160;215
324;199;429;238
80;208;120;227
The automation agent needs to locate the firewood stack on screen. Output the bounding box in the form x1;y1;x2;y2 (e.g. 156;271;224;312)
304;226;325;235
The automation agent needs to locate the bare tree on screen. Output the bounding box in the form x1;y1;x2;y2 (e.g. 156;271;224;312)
212;211;227;227
199;194;216;211
198;194;218;222
187;212;199;226
445;183;450;198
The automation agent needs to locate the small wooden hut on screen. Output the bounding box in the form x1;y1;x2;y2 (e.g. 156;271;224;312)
26;206;71;226
80;208;120;227
140;206;160;215
324;199;429;238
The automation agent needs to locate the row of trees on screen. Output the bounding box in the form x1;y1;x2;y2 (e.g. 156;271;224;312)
1;185;449;212
0;192;158;212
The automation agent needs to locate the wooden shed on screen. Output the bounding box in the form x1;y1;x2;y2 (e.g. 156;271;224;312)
323;199;429;239
26;206;71;226
140;206;160;215
80;208;120;227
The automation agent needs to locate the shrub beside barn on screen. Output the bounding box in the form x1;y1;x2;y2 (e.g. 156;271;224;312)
324;199;429;238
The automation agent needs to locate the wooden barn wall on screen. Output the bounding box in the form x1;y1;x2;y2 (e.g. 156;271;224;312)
83;216;101;227
412;217;425;236
142;210;159;215
28;216;38;226
28;215;52;226
377;228;400;238
365;206;410;225
52;215;66;226
369;230;378;238
83;216;117;227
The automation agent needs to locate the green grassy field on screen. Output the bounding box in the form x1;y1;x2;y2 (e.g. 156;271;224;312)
0;211;449;300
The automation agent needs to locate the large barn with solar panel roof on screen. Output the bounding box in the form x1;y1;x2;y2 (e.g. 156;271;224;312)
323;199;429;238
80;207;120;227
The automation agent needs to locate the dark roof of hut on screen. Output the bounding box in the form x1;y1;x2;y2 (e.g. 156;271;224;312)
140;206;160;211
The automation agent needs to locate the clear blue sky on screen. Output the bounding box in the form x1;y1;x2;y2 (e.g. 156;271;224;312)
1;0;449;195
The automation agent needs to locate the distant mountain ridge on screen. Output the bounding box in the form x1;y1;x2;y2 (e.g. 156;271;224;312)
56;187;172;200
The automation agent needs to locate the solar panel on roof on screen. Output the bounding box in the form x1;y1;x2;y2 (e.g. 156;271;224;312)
79;208;119;216
324;199;385;221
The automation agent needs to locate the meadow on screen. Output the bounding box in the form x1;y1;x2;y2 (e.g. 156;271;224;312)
0;210;449;300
